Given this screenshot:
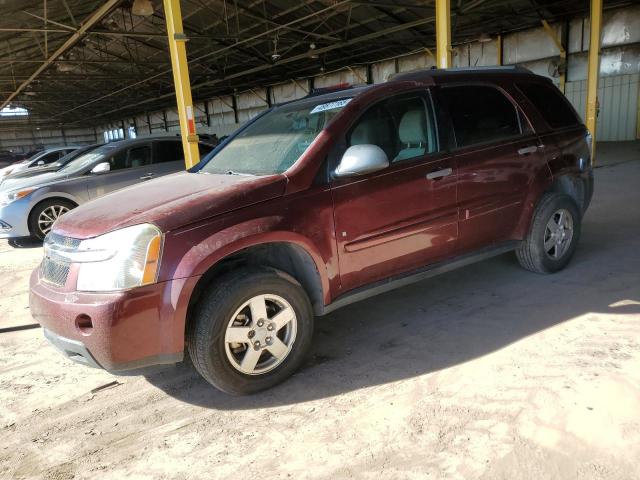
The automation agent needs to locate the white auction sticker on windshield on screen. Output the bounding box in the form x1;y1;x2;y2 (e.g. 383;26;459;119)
310;98;351;114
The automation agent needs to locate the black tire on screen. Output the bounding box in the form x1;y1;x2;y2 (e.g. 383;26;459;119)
516;193;581;274
186;266;314;395
28;198;76;240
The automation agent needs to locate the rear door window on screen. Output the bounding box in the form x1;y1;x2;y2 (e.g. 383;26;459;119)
517;82;579;128
127;146;152;168
153;140;183;163
108;150;128;171
441;86;522;148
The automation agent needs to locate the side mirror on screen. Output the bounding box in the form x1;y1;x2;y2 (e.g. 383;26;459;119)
90;162;111;174
36;160;45;166
334;144;389;178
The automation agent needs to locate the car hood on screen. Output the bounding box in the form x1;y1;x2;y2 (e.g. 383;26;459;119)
0;171;67;192
0;165;59;186
53;171;288;239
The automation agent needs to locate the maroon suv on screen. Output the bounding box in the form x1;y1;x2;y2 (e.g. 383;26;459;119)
30;66;593;394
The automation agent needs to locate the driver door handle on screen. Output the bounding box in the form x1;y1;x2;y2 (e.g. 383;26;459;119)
517;145;539;155
426;167;452;180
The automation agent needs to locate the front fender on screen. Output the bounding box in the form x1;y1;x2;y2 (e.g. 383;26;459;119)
160;216;331;304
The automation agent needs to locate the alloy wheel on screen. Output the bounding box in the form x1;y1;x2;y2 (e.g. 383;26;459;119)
38;205;70;236
543;208;574;259
224;294;297;375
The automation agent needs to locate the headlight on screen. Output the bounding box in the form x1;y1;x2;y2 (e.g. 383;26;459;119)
64;223;163;292
0;187;36;206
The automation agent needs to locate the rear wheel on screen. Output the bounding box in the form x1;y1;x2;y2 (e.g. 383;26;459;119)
28;199;76;240
516;193;581;274
186;267;314;395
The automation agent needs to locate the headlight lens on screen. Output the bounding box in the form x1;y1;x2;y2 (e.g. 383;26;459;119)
71;223;163;292
0;187;36;206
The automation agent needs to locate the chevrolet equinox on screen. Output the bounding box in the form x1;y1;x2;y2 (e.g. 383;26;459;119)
30;66;594;394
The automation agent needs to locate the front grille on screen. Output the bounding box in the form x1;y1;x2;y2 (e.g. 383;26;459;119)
41;258;70;287
41;233;81;287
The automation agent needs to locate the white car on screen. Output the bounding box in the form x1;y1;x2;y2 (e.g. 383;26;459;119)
0;147;80;178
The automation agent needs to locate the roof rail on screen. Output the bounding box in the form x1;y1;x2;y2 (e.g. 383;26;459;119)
305;83;368;98
389;65;533;82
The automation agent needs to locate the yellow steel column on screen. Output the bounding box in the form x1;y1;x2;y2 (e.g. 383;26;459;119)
586;0;603;163
164;0;200;168
435;0;452;68
541;20;567;93
496;34;503;66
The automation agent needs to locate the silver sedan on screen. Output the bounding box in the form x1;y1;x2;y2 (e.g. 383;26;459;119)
0;137;213;241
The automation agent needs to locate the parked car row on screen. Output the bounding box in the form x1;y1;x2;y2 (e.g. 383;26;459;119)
26;66;593;395
0;149;33;166
0;146;81;179
0;137;215;240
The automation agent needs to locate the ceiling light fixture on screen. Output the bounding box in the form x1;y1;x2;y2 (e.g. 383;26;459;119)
132;0;154;16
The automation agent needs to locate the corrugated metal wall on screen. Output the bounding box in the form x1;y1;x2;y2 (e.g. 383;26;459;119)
565;74;639;141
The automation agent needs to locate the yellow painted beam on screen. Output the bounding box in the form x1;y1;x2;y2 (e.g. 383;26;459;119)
163;0;200;169
435;0;451;68
541;19;566;92
496;34;502;66
586;0;602;164
636;84;640;140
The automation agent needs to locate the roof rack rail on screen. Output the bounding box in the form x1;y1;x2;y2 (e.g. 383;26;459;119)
389;65;533;82
305;82;368;98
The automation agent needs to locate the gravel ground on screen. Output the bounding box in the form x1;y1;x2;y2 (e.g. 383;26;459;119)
1;144;639;480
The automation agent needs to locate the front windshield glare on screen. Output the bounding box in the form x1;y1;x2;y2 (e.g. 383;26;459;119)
200;97;351;176
59;152;104;173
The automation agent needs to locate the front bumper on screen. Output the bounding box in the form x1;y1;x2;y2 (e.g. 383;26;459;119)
29;268;198;373
0;197;32;238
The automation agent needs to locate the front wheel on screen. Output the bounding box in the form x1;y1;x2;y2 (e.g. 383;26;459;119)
28;199;76;240
186;267;314;395
516;193;581;274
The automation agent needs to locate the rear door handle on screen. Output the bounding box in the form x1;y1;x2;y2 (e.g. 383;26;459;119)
140;173;154;180
517;146;539;155
426;167;452;180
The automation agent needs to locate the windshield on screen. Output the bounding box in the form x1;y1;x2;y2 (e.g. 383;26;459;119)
199;97;351;175
58;145;116;174
53;146;95;168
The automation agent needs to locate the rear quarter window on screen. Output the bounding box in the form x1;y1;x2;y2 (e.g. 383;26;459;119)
517;82;580;129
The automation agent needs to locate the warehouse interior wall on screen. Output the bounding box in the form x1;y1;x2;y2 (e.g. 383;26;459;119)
2;3;639;153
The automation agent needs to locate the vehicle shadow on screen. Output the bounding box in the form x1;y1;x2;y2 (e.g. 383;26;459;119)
144;220;640;408
7;237;42;249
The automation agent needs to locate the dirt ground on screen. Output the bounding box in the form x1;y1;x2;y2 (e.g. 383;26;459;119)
1;143;639;480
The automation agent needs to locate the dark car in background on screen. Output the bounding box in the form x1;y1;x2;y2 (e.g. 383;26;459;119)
0;136;215;240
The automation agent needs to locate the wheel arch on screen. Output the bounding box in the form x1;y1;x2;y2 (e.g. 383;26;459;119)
185;239;328;330
546;173;590;214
